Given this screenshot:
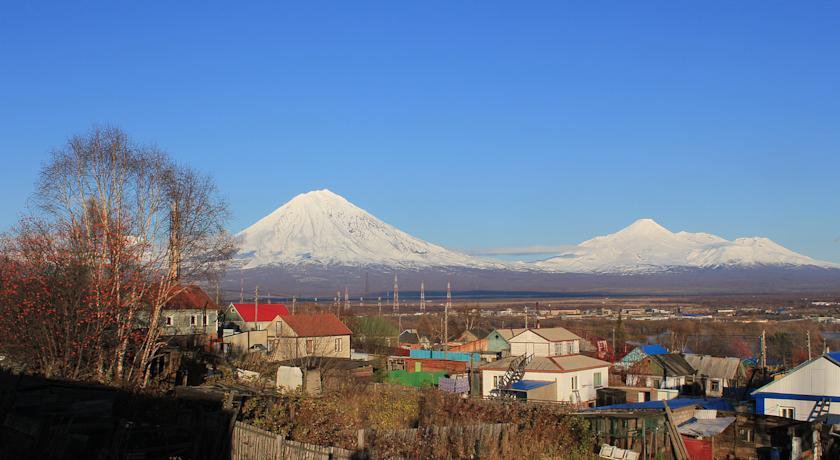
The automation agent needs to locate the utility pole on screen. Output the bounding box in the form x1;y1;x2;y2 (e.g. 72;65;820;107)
420;282;426;311
344;286;349;312
611;327;616;362
253;286;259;331
292;296;297;314
760;330;767;369
524;306;529;329
378;297;382;316
445;282;451;356
807;330;812;361
393;274;399;314
336;290;341;316
240;277;244;303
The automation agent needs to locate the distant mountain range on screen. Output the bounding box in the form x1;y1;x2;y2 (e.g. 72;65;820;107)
228;190;840;295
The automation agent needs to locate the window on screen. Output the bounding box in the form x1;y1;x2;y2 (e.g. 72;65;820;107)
202;314;208;326
652;379;661;389
554;343;562;355
305;339;314;354
493;375;500;388
738;428;754;443
190;315;196;326
571;376;578;390
780;407;795;419
710;379;720;392
334;338;342;352
165;316;173;326
594;372;603;388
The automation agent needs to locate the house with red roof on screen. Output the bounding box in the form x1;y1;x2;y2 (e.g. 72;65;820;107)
224;302;289;331
161;285;218;336
266;313;352;360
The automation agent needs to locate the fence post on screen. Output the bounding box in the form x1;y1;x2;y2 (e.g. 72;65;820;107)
357;428;365;450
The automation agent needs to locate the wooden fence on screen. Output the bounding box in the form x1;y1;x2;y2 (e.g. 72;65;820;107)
231;421;354;460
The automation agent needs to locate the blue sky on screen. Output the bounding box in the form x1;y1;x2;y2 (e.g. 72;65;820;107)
1;2;839;261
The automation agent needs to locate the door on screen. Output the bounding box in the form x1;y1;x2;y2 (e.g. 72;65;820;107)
414;361;422;372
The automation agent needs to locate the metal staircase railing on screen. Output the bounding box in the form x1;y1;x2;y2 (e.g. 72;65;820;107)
490;354;532;397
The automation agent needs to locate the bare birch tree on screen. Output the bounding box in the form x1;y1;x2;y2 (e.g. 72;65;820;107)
0;126;235;386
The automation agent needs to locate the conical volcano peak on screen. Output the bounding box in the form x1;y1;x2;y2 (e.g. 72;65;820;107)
621;218;671;235
235;191;499;269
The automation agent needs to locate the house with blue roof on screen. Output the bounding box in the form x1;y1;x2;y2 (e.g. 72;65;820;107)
751;352;840;421
615;344;668;370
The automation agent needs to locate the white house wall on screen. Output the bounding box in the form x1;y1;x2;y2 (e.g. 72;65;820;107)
481;366;608;403
509;330;550;357
753;356;840;421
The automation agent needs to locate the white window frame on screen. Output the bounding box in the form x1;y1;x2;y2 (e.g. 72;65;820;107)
202;314;208;326
571;375;578;390
166;316;173;326
780;406;795;419
334;338;342;352
190;315;196;326
594;371;602;388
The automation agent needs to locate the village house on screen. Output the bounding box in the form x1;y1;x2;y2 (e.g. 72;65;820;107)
160;285;219;337
507;326;582;357
480;354;610;404
484;328;525;357
452;328;490;345
479;327;610;405
398;329;429;349
683;353;746;397
626;353;694;394
267;313;352;360
752;351;840;421
615;344;668;370
223;302;289;331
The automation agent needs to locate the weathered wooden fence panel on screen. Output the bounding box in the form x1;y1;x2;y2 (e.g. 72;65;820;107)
231;421;354;460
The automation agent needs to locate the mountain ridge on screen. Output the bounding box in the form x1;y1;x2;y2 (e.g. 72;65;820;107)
233;190;837;274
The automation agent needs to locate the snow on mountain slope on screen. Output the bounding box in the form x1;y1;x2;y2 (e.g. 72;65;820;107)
535;218;837;273
235;189;501;269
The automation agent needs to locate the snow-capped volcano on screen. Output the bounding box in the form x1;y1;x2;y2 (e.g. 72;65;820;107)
235;189;499;269
535;218;837;273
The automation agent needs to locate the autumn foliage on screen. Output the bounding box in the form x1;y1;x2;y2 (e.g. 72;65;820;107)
0;127;233;386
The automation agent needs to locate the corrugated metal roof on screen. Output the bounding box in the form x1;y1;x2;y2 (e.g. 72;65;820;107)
281;313;352;337
530;327;584;342
494;328;527;340
230;303;289;322
480;354;610;372
639;344;668;355
684;354;743;380
590;397;733;412
510;380;555;391
678;416;736;437
651;353;695;376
